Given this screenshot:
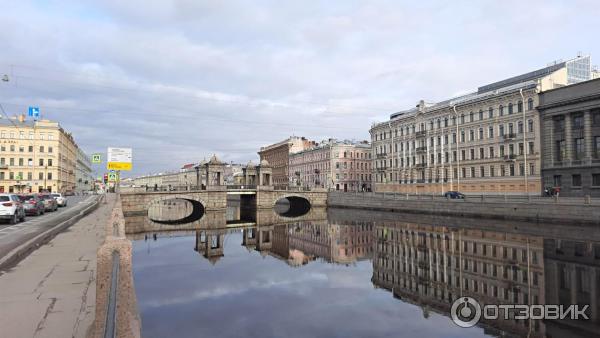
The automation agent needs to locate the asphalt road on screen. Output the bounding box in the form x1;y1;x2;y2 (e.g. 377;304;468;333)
0;195;97;264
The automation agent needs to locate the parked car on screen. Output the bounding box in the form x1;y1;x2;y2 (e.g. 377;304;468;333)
51;193;67;207
39;194;58;212
19;194;45;216
444;191;465;199
0;193;26;224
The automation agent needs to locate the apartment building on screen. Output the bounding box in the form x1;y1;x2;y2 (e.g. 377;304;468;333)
370;55;594;195
258;136;315;186
0;116;77;193
288;139;372;191
75;146;93;193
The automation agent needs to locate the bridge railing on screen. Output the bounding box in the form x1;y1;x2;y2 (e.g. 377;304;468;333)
273;185;313;191
227;184;257;190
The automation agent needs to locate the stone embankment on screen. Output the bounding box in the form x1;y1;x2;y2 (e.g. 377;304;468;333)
328;191;600;225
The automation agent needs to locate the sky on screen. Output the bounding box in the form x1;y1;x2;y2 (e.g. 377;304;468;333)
1;0;599;177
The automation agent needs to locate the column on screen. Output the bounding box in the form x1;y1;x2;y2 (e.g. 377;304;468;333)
565;114;573;164
570;266;578;305
584;110;593;163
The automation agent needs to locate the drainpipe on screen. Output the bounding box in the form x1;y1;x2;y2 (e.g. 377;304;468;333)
453;105;460;192
520;88;528;196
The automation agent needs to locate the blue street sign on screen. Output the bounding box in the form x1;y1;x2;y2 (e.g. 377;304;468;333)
28;107;40;118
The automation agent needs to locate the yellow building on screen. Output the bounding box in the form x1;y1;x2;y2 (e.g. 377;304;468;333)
0;116;77;194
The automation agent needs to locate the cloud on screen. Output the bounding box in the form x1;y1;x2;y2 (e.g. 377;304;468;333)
0;0;599;175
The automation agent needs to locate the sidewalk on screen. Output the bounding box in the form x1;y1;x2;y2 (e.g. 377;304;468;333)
0;194;115;338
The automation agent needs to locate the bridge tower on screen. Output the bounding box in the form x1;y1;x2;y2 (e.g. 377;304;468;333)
243;160;257;186
257;159;273;187
204;154;226;191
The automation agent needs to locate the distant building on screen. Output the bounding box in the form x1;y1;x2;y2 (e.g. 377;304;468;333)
538;77;600;197
288;139;372;191
258;136;315;186
0;116;77;193
75;147;93;193
370;55;594;195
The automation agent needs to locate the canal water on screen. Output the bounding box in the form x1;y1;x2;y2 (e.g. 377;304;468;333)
130;204;600;338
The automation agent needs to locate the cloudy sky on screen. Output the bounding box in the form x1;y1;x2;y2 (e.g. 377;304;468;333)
1;0;599;176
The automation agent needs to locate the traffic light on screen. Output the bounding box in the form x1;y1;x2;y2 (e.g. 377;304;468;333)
103;173;108;183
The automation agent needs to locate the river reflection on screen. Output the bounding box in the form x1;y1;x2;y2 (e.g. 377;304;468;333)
131;207;600;338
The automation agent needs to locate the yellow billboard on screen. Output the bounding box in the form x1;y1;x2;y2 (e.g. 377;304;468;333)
107;162;132;171
107;147;132;171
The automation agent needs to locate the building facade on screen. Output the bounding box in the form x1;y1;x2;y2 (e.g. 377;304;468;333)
288;139;372;191
75;147;93;193
370;55;594;195
538;78;600;197
0;117;77;194
258;136;315;186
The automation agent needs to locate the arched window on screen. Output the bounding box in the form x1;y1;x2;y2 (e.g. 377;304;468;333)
518;121;523;134
479;110;483;120
437;119;441;129
528;119;534;132
527;98;534;111
517;100;523;113
452;116;456;125
469;111;474;122
461;114;465;124
508;103;513;114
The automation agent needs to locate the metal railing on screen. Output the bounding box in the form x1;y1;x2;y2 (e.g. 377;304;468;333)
104;251;120;338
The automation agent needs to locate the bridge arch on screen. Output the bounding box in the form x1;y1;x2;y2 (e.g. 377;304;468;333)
274;193;312;217
146;194;206;225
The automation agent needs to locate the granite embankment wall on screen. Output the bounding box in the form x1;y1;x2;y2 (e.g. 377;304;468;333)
327;192;600;225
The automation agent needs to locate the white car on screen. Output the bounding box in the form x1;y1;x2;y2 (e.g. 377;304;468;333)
51;193;67;207
0;194;26;224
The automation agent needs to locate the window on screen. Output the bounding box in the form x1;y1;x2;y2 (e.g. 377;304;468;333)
593;174;600;186
479;128;483;140
48;147;53;153
527;98;534;111
556;140;566;161
461;114;465;124
469;130;474;141
490;166;495;177
517;100;523;113
499;105;504;116
480;166;485;177
500;145;505;157
489;147;495;158
529;142;534;154
488;107;493;118
595;136;600;158
519;143;524;155
460;131;465;143
39;146;44;153
478;110;483;120
47;172;52;180
510;164;515;176
27;158;32;166
471;167;475;177
10;145;14;151
470;149;475;160
39;158;44;166
574;138;584;160
573;114;584;129
18;158;23;166
518;121;523;134
572;174;582;187
470;111;474;122
508;103;513;114
479;148;484;159
488;126;494;138
48;159;53;166
499;125;504;136
28;146;33;152
554;175;562;187
39;172;43;180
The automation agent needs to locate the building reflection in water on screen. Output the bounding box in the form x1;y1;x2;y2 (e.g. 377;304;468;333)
130;202;600;338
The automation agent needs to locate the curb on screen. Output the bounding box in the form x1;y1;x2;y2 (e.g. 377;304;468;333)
0;195;103;272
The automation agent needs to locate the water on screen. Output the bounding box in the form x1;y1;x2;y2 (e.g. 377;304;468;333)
131;207;600;338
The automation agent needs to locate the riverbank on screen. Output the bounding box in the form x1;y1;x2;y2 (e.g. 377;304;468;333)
327;191;600;225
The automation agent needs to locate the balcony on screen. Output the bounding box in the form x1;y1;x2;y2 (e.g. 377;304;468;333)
416;146;427;154
502;133;517;141
376;166;388;172
0;165;7;170
415;163;427;168
503;154;517;161
416;130;427;138
376;152;387;159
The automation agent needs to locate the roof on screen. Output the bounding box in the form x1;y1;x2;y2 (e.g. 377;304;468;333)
477;62;565;93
